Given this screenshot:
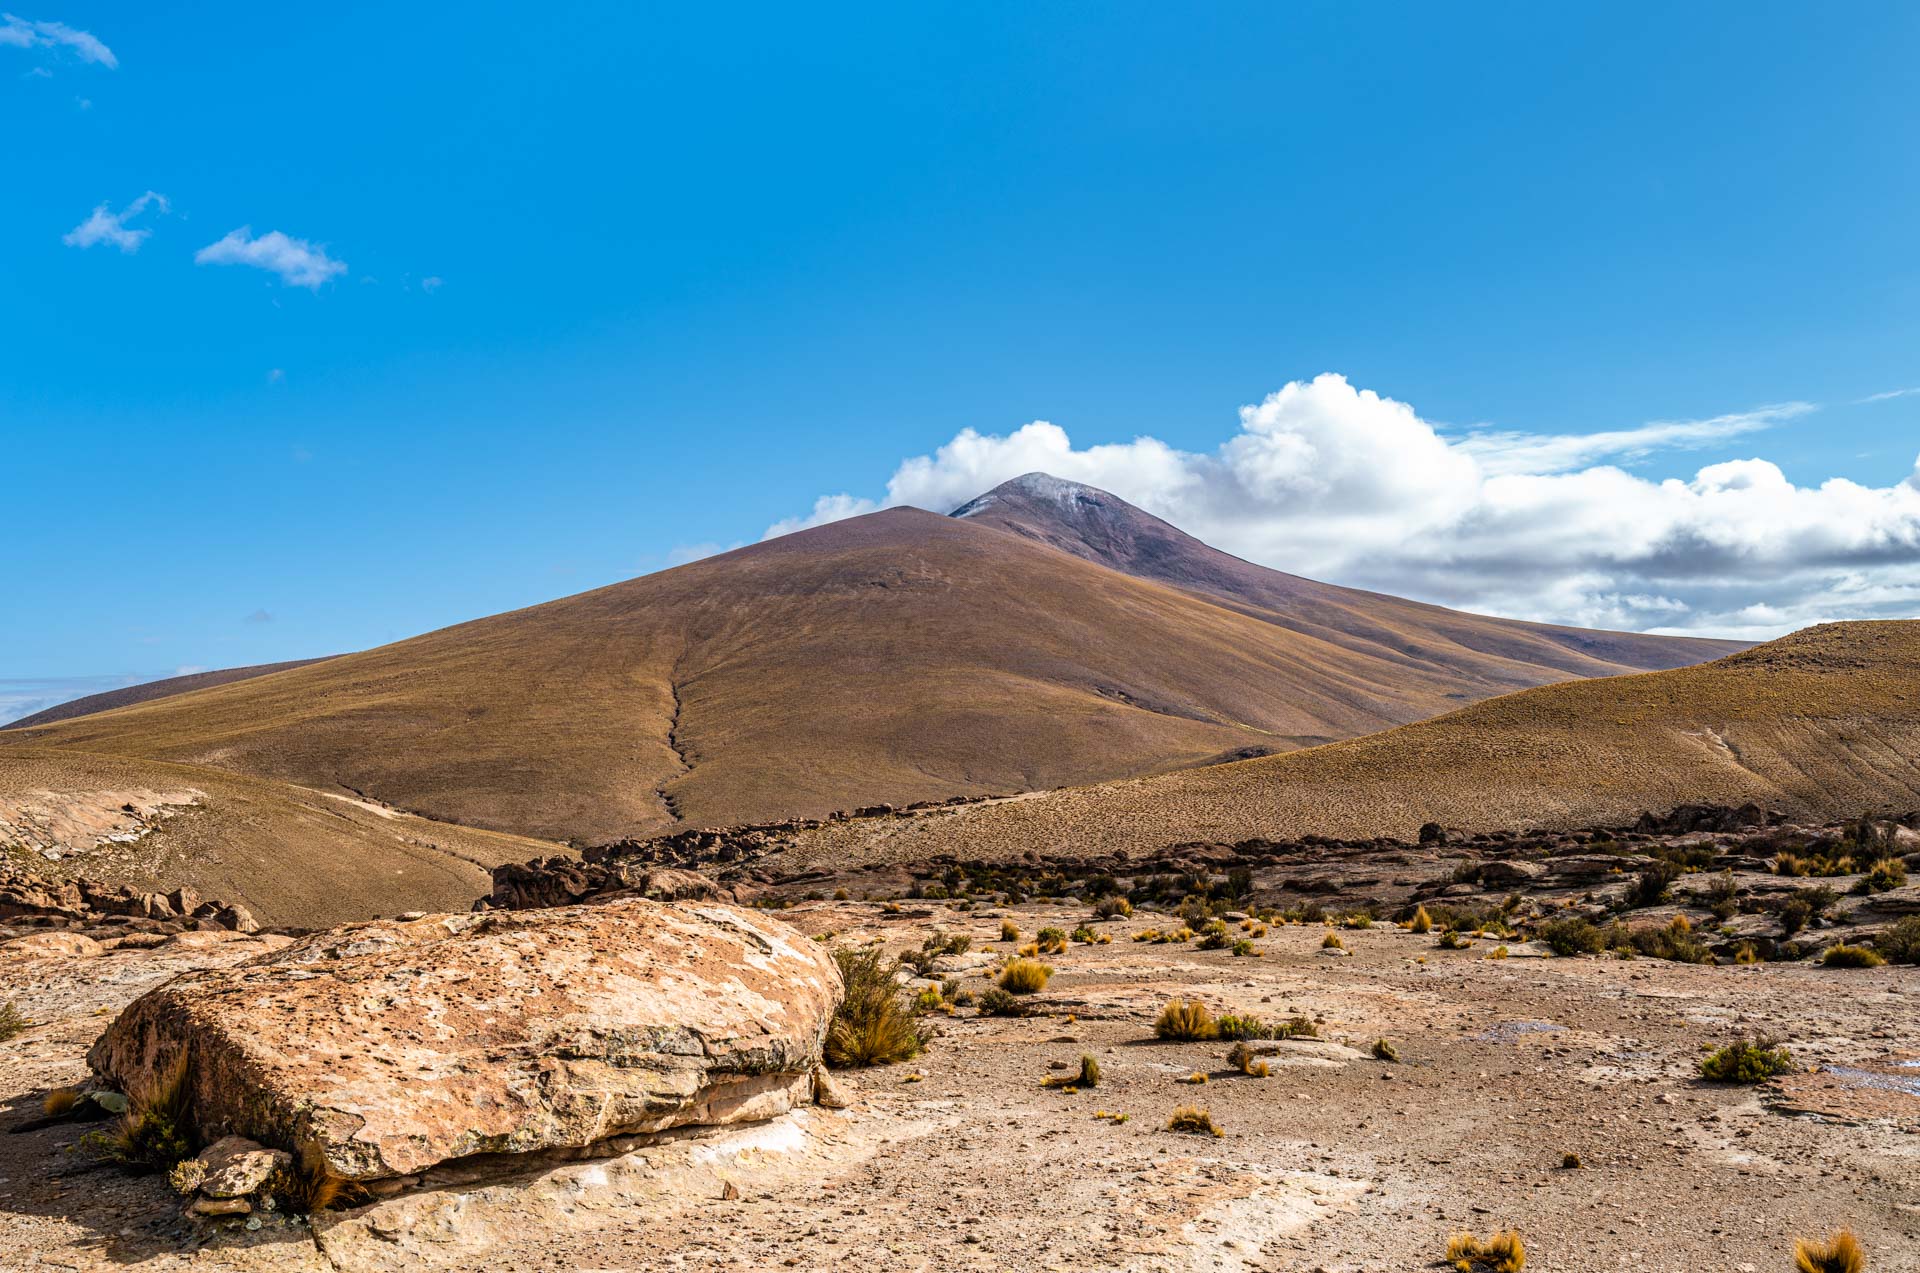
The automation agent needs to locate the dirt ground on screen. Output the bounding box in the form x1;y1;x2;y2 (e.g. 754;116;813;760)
3;902;1916;1271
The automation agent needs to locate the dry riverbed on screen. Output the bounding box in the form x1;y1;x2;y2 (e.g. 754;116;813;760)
2;903;1916;1271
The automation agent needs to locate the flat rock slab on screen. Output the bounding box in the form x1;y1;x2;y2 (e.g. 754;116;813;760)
89;899;841;1180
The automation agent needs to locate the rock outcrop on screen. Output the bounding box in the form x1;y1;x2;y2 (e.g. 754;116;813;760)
89;899;842;1181
0;862;258;934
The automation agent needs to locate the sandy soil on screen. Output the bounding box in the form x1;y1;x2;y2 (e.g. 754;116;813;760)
3;900;1916;1271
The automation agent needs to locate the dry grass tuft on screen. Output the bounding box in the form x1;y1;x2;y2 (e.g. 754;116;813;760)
998;957;1053;994
1409;905;1434;934
82;1056;195;1172
1321;931;1344;950
42;1087;83;1118
999;919;1019;943
1044;1054;1101;1089
1165;1105;1222;1137
1821;943;1885;968
1698;1038;1794;1083
1371;1038;1401;1063
1793;1228;1865;1273
825;947;927;1068
1153;998;1217;1041
1446;1228;1526;1271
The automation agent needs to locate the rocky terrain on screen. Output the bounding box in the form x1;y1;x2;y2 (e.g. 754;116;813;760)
3;835;1916;1271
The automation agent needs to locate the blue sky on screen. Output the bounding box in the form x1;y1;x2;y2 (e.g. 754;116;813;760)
6;2;1920;720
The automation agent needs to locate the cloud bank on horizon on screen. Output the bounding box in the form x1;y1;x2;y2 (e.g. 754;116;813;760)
767;374;1920;640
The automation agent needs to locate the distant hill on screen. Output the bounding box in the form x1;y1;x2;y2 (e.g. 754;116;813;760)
0;746;555;927
3;478;1738;844
770;621;1920;873
4;659;332;729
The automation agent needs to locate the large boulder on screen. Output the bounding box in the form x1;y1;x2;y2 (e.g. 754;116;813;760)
89;899;842;1181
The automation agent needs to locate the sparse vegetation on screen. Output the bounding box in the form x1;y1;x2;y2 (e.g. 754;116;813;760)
1438;930;1469;949
1043;1053;1101;1089
1093;895;1132;919
825;947;928;1068
1560;1152;1581;1169
977;987;1030;1017
1875;915;1920;963
1792;1228;1865;1273
1446;1229;1526;1272
1214;1013;1272;1041
81;1057;195;1171
1408;905;1433;934
1859;858;1906;893
1035;927;1069;955
1165;1105;1221;1137
1820;943;1885;968
0;1001;26;1042
1537;917;1606;956
1371;1038;1400;1063
1321;932;1344;950
42;1086;83;1118
1197;919;1231;950
1230;939;1257;957
1153;998;1217;1041
998;957;1053;993
999;919;1020;943
1698;1038;1795;1083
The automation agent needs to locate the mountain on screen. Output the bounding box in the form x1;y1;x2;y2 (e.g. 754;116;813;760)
0;746;554;927
769;621;1920;872
4;480;1737;844
953;473;1736;682
4;659;333;730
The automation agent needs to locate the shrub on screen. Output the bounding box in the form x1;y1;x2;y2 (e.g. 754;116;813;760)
1875;915;1920;963
1628;861;1679;908
978;987;1029;1017
81;1056;195;1171
1230;939;1257;957
1446;1229;1526;1272
1043;1054;1101;1089
999;919;1020;943
1698;1039;1794;1083
1371;1038;1400;1063
1165;1105;1221;1137
1070;925;1097;944
1733;942;1762;965
1408;905;1433;934
1226;1041;1257;1073
1093;896;1132;919
999;957;1053;993
0;1001;26;1042
1214;1013;1273;1041
1437;930;1469;950
1560;1152;1581;1169
1860;859;1907;893
1197;920;1231;950
1153;998;1217;1041
825;947;928;1067
1280;1014;1319;1039
1035;927;1068;955
1821;943;1885;968
1793;1228;1865;1273
1627;916;1714;964
1781;898;1814;937
1321;932;1344;950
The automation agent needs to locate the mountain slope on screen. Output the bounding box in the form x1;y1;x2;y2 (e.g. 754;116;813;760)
0;747;555;927
5;487;1735;844
953;473;1743;685
4;659;333;730
772;621;1920;871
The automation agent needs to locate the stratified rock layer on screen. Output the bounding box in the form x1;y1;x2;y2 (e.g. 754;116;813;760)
88;899;841;1180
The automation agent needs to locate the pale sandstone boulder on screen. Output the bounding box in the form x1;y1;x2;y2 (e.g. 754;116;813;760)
89;899;842;1180
197;1136;292;1198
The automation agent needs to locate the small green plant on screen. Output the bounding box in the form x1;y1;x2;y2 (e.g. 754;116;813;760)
1043;1053;1101;1089
1197;920;1231;950
1371;1038;1400;1063
1214;1013;1272;1041
1792;1228;1865;1273
1698;1038;1795;1083
1280;1013;1319;1038
977;987;1028;1017
1035;927;1069;955
1165;1105;1222;1137
1438;930;1469;949
1876;915;1920;963
1229;938;1257;957
0;1001;26;1042
1070;925;1097;944
999;957;1053;993
1536;917;1606;956
825;947;928;1067
1821;943;1885;968
1859;859;1907;893
1153;998;1217;1041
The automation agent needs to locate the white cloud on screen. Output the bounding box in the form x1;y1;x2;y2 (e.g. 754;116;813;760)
420;275;443;293
1857;387;1920;404
194;227;347;289
0;13;116;67
770;373;1920;639
62;190;167;252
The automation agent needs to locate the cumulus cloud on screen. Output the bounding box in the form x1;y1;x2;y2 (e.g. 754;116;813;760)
0;12;116;67
62;190;167;252
768;374;1920;639
194;227;347;289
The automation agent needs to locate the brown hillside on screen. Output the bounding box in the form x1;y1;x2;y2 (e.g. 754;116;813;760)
774;620;1920;872
5;490;1734;844
0;747;555;927
4;658;333;729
